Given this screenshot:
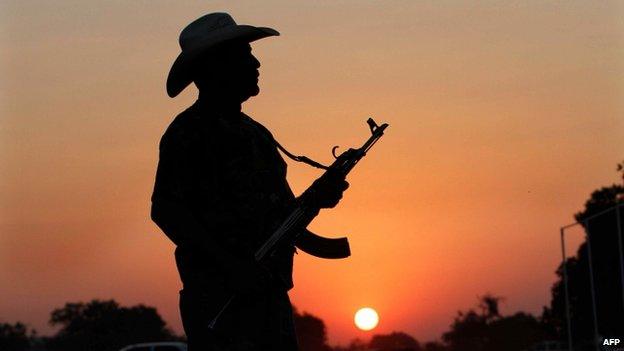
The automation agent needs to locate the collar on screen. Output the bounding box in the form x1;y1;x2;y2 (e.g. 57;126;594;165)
196;93;242;119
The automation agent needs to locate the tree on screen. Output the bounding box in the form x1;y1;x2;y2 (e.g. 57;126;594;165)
485;312;545;350
478;295;501;321
332;338;368;351
369;331;422;351
422;341;448;351
46;299;177;351
442;295;545;351
293;307;332;351
0;322;31;351
544;176;624;349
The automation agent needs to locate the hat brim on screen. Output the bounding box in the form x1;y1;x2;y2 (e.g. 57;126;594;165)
166;25;279;98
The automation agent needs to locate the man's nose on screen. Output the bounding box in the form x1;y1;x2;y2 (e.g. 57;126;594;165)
251;55;260;69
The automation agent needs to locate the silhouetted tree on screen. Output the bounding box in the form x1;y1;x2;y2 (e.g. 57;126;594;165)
0;322;31;351
332;338;368;351
442;308;487;351
485;312;545;350
422;341;448;351
442;295;545;351
293;307;333;351
369;331;421;351
544;176;624;349
477;295;502;321
46;299;177;351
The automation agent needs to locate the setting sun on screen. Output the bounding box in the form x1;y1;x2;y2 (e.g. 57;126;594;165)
354;307;379;331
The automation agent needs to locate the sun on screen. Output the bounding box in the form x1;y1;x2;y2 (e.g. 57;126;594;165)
354;307;379;331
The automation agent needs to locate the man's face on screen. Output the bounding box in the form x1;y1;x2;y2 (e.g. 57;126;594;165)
195;42;261;102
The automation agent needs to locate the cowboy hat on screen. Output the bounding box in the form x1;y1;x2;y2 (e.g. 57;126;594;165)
166;13;279;98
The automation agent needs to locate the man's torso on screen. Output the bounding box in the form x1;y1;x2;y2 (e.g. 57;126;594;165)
153;101;297;290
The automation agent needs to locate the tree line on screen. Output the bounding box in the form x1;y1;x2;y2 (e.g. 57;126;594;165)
0;295;560;351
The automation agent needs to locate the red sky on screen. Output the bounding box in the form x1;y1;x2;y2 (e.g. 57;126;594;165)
1;1;623;346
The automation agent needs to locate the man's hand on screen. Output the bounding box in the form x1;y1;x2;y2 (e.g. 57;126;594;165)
302;172;349;209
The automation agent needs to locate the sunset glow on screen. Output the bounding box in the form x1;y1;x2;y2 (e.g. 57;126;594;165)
2;0;623;346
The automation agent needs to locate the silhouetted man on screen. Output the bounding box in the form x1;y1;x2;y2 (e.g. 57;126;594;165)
151;13;347;350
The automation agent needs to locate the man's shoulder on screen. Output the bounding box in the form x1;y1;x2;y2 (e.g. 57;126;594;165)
159;104;204;150
241;113;275;140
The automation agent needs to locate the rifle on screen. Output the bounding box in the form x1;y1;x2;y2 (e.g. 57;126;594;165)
208;117;388;329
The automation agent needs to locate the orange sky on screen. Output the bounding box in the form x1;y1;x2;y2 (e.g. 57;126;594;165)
1;1;623;345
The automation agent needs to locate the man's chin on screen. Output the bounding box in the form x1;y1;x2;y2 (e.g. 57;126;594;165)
241;87;260;102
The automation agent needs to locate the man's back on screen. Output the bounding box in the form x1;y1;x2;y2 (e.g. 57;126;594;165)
153;100;297;288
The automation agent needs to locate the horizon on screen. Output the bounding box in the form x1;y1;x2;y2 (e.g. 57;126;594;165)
1;0;623;346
